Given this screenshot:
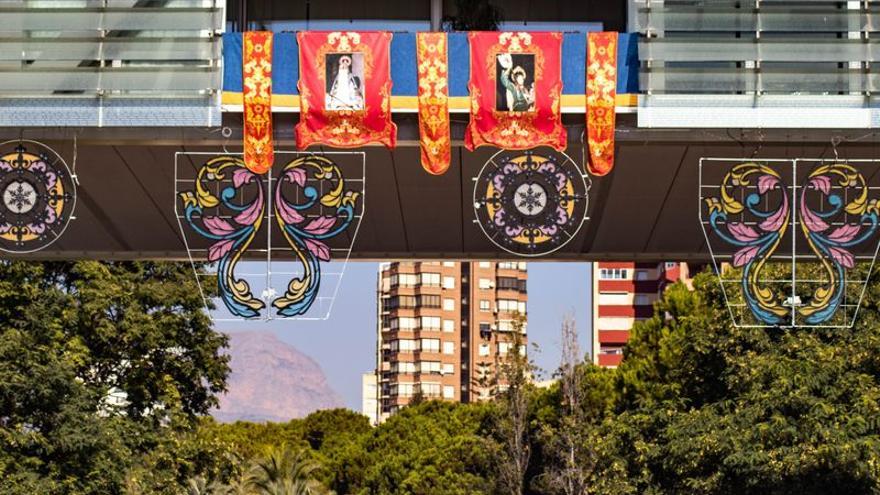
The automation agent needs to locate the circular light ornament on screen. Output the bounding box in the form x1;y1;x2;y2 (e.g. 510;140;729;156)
473;148;590;257
0;141;76;253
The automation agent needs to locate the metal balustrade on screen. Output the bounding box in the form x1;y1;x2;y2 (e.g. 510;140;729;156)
0;0;224;127
636;0;880;127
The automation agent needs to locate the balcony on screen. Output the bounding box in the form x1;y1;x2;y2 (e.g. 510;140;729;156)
0;1;223;127
220;30;641;114
597;353;623;367
597;305;653;319
636;0;880;128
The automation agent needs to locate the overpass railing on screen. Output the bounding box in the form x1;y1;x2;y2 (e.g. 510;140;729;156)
636;0;880;128
0;0;224;127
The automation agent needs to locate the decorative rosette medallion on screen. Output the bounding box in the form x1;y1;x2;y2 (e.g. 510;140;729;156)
0;141;75;253
474;148;589;257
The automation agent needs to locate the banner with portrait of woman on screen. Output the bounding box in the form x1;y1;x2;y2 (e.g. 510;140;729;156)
465;32;566;151
296;31;397;149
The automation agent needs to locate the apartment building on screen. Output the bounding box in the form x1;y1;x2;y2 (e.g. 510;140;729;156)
373;261;528;422
592;262;695;367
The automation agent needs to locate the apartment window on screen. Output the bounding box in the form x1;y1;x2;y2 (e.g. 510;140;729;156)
665;262;677;268
392;361;417;373
479;322;491;334
420;361;441;374
498;262;517;269
443;385;455;399
391;317;418;330
479;343;491;356
421;272;441;287
443;298;455;311
518;262;527;270
498;320;513;332
634;294;650;306
499;342;511;355
443;319;455;332
393;383;415;397
497;277;524;291
443;261;456;267
478;278;492;289
442;363;455;375
421;338;440;352
479;261;491;268
392;273;418;287
389;295;417;309
635;270;648;281
420;382;441;397
443;341;455;355
391;339;417;352
442;276;456;289
498;299;524;313
418;294;441;308
479;300;490;311
599;268;628;280
421;316;441;330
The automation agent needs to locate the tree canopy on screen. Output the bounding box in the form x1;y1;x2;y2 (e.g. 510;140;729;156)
7;260;880;494
0;261;229;494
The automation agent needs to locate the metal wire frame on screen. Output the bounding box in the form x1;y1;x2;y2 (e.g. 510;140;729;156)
699;157;880;328
0;139;77;254
174;150;365;322
472;147;592;258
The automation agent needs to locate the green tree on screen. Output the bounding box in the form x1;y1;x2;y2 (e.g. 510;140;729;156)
490;314;535;495
591;267;880;494
343;400;495;494
250;444;328;495
441;0;502;31
0;261;229;494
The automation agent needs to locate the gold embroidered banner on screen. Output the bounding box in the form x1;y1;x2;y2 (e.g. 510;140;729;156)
416;32;451;175
242;31;274;175
465;31;566;151
296;31;397;149
586;32;618;176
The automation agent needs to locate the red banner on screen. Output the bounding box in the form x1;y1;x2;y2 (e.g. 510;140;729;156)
296;31;397;149
417;32;451;175
465;32;566;151
242;31;273;174
586;32;618;176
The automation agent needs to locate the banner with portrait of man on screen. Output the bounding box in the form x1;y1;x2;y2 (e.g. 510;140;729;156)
296;31;397;149
465;32;566;151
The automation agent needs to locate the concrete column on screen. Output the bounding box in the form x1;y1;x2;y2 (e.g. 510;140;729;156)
431;0;443;31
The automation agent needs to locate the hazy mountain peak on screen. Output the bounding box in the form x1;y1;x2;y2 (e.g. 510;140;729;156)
213;331;345;423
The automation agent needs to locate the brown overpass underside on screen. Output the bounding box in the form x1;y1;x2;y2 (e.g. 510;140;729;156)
3;114;879;262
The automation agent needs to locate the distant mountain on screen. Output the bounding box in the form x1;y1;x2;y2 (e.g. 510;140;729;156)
213;331;345;423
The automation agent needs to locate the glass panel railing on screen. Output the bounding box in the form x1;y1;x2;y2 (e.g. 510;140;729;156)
0;38;218;61
640;38;880;63
0;1;223;126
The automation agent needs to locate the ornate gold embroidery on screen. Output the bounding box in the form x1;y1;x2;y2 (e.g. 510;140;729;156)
416;32;451;175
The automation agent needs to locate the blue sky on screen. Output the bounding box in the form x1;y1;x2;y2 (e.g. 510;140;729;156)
215;261;592;410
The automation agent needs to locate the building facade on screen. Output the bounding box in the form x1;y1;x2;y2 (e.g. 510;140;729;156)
592;262;695;367
361;372;379;426
373;261;527;422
